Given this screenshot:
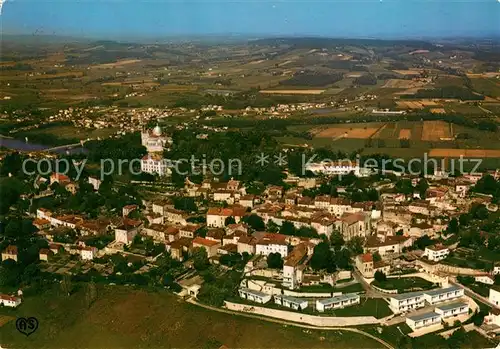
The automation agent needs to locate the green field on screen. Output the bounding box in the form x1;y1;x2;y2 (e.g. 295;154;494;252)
0;285;385;349
470;77;500;98
329;298;392;319
15;125;118;143
372;277;436;293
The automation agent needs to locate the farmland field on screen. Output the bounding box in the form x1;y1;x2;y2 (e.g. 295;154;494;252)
398;129;411;139
260;89;326;95
315;126;379;139
421;121;453;141
428;149;500;158
0;285;384;349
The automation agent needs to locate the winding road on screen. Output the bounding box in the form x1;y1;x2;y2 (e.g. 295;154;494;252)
187;298;395;349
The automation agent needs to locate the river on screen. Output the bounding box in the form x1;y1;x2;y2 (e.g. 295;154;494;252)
0;136;87;154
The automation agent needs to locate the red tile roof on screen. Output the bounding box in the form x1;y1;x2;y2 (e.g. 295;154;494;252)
193;237;220;247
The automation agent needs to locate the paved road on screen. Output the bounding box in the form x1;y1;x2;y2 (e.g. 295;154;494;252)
353;269;387;298
449;278;497;310
187;298;395;349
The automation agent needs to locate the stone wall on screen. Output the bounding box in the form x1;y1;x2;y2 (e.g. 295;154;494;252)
417;260;485;276
224;301;380;327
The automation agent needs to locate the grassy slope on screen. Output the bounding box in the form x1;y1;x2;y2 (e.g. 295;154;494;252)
0;285;384;349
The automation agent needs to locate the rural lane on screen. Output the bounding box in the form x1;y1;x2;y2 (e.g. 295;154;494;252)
187;298;395;349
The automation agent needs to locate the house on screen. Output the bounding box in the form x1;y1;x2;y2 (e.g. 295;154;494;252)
143;224;178;242
488;287;500;307
168;238;192;261
206;229;225;244
406;312;441;331
64;182;78;195
0;294;22;308
282;243;312;290
485;308;500;333
423;286;464;305
328;197;353;217
164;208;187;225
239;195;255;208
273;295;308;310
179;224;201;239
218;243;238;255
152;200;173;216
1;245;18;262
237;236;256;255
206;206;246;228
389;291;426;314
435;302;469;319
50;172;70;185
238;288;272;304
364;235;413;256
255;233;288;258
114;219;142;245
192;237;221;258
39;248;53;261
37;208;53;221
355;253;374;278
88;176;102;191
33;218;51;230
81;246;97;260
475;275;495;285
316;293;360;312
49;243;63;254
122;204;138;217
408;201;431;216
423;245;449;262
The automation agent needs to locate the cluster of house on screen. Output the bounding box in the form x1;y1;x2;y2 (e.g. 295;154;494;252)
34;172;79;195
238;288;361;313
387;286;469;331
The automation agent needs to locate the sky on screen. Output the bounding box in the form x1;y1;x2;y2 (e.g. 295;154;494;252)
1;0;499;40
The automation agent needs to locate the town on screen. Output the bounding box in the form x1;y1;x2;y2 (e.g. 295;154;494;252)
1;119;500;348
1;9;500;347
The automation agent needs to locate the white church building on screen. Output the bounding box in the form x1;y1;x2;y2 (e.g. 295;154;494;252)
141;125;172;153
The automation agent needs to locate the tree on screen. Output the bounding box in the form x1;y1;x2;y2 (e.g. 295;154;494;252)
267;252;283;269
310;242;335;272
192;247;210;271
296;226;319;238
373;251;382;263
329;231;345;250
346;236;364;255
279;221;296;236
374;270;387;282
173;197;198;212
266;220;279;233
447;218;459;235
417;178;429;198
224;216;236;226
243;214;265;231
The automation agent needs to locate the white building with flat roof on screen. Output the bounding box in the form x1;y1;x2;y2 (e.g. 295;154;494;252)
406;311;441;331
238;288;272;304
389;291;426;314
315;293;360;312
434;302;469;319
273;295;308;310
423;245;450;262
423;286;464;305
